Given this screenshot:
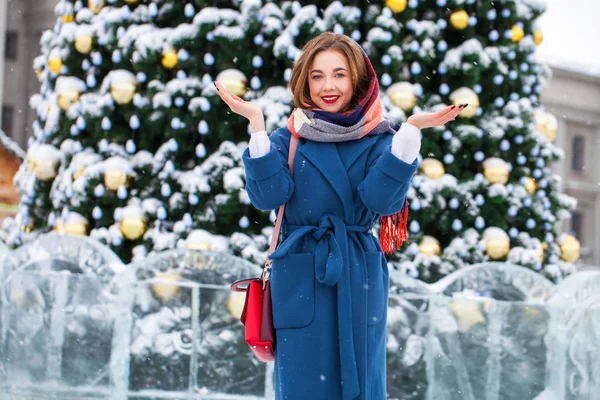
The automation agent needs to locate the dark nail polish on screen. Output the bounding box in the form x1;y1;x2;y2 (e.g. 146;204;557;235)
451;105;455;109
465;103;469;107
214;82;218;91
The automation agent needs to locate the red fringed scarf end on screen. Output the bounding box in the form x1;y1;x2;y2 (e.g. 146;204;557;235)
379;200;410;254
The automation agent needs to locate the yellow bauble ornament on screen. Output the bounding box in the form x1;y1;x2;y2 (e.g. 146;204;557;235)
216;69;248;97
162;49;178;69
450;10;469;30
482;157;509;185
559;234;580;263
386;82;416;112
536;245;544;264
104;156;130;189
419;235;441;257
75;35;93;54
27;157;36;172
524;177;537;195
119;205;147;240
486;237;510;259
36;69;43;80
88;0;105;14
119;217;146;240
449;87;479;118
28;144;61;181
124;0;138;3
58;91;80;111
73;164;85;181
110;82;136;105
386;0;407;13
483;227;510;260
108;70;137;105
62;14;75;23
420;158;445;179
510;25;525;43
49;58;63;75
56;76;85;111
533;110;557;142
186;241;212;251
152;272;181;302
104;170;127;190
543;115;558;142
22;223;34;233
448;298;485;328
533;31;543;45
185;230;229;255
64;222;87;236
55;212;88;236
228;291;247;319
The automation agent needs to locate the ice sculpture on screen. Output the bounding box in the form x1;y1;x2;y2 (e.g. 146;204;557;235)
2;237;598;400
0;235;267;399
427;263;556;400
0;233;125;398
386;269;432;399
387;262;557;400
537;270;600;400
125;249;266;398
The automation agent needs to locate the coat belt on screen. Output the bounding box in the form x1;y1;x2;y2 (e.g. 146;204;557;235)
269;214;371;400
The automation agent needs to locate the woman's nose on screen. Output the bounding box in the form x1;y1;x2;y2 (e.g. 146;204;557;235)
324;77;336;90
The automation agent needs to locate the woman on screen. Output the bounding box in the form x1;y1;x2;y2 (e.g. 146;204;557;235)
217;32;466;400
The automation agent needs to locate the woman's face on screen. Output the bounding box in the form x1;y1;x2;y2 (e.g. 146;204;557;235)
308;50;353;113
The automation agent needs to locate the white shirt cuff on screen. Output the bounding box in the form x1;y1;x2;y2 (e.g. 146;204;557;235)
391;122;422;164
248;130;271;158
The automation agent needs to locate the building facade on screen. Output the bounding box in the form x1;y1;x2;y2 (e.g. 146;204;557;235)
541;66;600;268
0;1;598;266
0;0;56;150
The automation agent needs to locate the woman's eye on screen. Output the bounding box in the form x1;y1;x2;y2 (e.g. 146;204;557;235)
312;74;344;80
313;74;345;79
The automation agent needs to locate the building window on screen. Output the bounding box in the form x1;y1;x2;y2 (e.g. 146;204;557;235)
4;31;18;60
1;105;14;138
572;136;584;172
570;211;582;240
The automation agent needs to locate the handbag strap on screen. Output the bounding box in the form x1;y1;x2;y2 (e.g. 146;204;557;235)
265;134;299;266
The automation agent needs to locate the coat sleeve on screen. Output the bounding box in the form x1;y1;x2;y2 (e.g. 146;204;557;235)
242;128;295;211
357;140;419;216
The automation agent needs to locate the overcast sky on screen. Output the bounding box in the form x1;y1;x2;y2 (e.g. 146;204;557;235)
535;0;600;75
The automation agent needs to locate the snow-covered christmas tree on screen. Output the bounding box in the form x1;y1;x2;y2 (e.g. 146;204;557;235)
2;0;579;282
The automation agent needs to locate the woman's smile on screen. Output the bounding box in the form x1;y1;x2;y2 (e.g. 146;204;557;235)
322;95;340;104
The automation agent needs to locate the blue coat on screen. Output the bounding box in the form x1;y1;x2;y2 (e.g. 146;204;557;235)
242;127;418;400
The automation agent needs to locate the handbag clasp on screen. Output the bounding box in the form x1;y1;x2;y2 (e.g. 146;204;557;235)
261;259;272;290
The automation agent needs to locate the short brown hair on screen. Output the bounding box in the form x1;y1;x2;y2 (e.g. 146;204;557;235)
289;32;370;112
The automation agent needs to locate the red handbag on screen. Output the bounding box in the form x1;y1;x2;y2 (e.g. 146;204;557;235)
230;135;299;362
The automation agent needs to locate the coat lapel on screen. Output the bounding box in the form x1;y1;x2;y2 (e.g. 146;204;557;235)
299;137;377;223
337;135;376;171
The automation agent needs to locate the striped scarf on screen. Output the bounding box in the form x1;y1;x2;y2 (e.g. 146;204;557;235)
286;41;409;253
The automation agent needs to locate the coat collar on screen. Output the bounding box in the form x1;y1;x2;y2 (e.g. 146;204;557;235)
298;136;377;222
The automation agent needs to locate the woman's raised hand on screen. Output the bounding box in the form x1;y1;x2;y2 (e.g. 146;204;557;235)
406;104;469;130
214;81;263;122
